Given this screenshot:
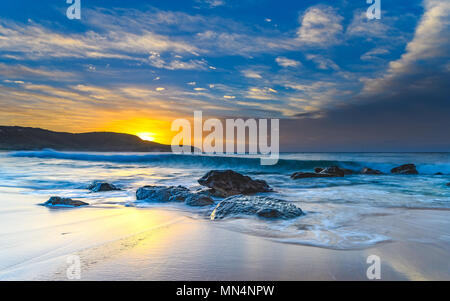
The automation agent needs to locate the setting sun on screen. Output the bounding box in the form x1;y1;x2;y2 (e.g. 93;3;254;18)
137;132;156;142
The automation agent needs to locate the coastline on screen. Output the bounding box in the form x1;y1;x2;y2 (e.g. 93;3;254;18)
1;189;449;281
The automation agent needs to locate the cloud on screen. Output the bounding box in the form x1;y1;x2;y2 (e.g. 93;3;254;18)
242;70;263;79
0;63;76;80
306;55;339;70
0;19;200;62
276;57;301;68
296;6;343;46
362;0;450;96
246;87;278;100
196;0;226;8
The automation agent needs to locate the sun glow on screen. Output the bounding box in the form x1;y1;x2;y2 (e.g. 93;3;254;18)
137;132;156;142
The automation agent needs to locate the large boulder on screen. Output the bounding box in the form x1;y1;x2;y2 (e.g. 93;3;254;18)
136;185;214;206
391;164;419;175
43;196;88;208
446;183;450;187
210;195;304;220
198;170;272;197
88;182;121;192
361;167;383;175
291;165;348;179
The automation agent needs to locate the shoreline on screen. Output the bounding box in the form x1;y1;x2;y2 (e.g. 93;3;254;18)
1;189;449;281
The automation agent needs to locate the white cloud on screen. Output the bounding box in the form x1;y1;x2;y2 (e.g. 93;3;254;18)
242;70;263;79
362;0;450;95
223;95;235;99
297;6;343;46
276;57;301;68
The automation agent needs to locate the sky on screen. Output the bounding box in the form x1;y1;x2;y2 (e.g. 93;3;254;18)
0;0;449;151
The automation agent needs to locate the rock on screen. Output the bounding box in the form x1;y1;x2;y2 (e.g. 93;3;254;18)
43;196;88;208
198;170;272;197
210;195;304;220
446;183;450;187
291;172;336;179
361;167;383;175
136;185;214;206
88;182;120;192
391;164;419;175
314;167;324;173
319;166;346;177
185;194;215;207
435;172;443;175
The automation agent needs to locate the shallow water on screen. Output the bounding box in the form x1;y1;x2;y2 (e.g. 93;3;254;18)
0;150;449;250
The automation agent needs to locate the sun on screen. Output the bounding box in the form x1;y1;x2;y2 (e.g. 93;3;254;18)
137;132;156;142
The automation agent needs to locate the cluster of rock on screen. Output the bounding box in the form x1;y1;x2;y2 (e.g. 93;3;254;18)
291;164;421;179
136;185;214;207
198;170;272;197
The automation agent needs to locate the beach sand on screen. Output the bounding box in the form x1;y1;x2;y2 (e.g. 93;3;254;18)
0;189;449;281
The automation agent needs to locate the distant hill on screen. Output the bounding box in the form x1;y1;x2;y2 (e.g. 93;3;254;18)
0;126;173;152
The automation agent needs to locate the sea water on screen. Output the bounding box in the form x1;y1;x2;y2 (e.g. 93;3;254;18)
0;150;449;250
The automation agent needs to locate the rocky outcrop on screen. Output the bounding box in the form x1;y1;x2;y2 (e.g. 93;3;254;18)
198;170;272;197
291;172;336;179
292;165;348;179
435;172;443;175
210;195;304;220
391;164;419;175
319;166;346;177
361;167;383;175
136;185;214;207
88;182;120;192
446;183;450;187
43;197;88;208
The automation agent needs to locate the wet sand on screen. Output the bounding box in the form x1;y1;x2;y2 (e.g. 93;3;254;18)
0;189;449;281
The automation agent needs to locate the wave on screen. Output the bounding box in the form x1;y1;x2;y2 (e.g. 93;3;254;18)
7;149;450;174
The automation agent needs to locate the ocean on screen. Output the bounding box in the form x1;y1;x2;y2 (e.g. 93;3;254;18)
1;150;449;253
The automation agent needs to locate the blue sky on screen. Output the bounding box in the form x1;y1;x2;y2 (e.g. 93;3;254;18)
0;0;449;150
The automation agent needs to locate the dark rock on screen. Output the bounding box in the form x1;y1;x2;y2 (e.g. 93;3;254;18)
314;167;324;173
198;170;272;197
88;182;120;192
435;172;443;175
391;164;419;175
291;172;336;179
43;196;88;208
446;183;450;187
210;195;304;220
361;167;383;175
319;166;346;177
136;185;214;206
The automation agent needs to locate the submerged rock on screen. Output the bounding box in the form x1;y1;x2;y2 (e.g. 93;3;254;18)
291;172;336;179
136;185;214;206
435;172;443;175
446;183;450;187
43;196;88;208
361;167;383;175
391;164;419;175
198;170;272;197
88;182;121;192
210;195;304;220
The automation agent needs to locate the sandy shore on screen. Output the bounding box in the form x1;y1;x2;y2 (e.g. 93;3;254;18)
0;189;449;281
